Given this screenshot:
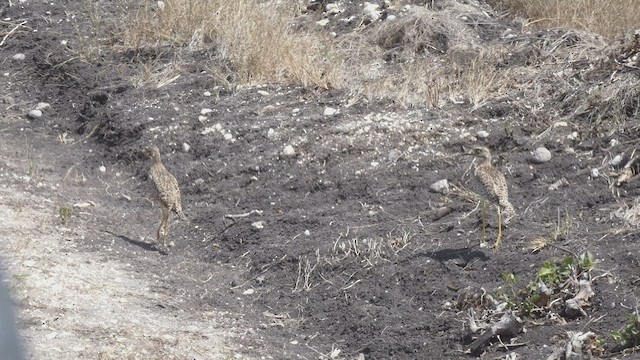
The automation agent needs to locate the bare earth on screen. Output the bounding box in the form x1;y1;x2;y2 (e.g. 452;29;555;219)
2;0;640;359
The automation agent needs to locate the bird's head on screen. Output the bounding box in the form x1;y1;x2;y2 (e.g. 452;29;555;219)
143;145;161;161
465;146;492;160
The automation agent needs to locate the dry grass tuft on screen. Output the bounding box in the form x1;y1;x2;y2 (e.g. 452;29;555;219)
123;0;336;88
338;4;512;108
490;0;640;40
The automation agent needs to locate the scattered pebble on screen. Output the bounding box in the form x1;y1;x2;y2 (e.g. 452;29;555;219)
60;40;68;46
99;165;106;173
203;91;212;97
567;131;579;140
194;178;205;185
323;107;338;116
609;139;619;148
429;179;449;194
326;3;343;14
316;19;330;27
182;143;190;152
610;154;624;167
533;146;552;163
257;90;269;96
267;128;275;137
363;2;382;21
282;145;296;157
371;161;379;168
223;133;233;141
304;230;310;236
476;130;489;139
73;202;93;208
27;109;42;119
35;102;50;110
198;115;207;122
242;289;255;295
12;53;25;60
200;108;213;115
590;168;600;178
251;221;265;230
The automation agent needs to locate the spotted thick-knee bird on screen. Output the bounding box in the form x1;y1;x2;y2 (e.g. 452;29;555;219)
143;145;187;247
465;146;515;248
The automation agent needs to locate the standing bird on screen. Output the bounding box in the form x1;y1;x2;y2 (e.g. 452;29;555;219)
464;146;515;248
143;145;187;247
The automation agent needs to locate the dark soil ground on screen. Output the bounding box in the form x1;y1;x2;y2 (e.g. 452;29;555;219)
2;0;640;359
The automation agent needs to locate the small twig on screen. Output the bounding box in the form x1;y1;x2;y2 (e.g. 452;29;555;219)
0;21;26;47
224;209;264;220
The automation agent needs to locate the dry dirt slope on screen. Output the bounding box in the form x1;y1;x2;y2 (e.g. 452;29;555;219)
0;123;258;359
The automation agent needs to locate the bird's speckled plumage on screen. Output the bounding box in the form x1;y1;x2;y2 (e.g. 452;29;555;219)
144;145;186;247
468;146;515;222
466;146;515;248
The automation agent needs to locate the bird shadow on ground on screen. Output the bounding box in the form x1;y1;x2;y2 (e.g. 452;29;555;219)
103;230;168;255
424;246;490;263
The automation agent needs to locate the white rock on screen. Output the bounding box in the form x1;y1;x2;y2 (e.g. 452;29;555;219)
282;145;296;157
60;40;68;46
609;139;619;148
243;288;255;295
476;130;489;139
198;115;208;122
72;202;93;208
200;108;213;115
326;3;343;14
590;168;600;178
267;128;275;137
610;154;624;167
316;19;330;27
194;178;204;185
12;53;25;60
371;161;379;167
223;133;233;141
201;126;216;135
99;166;106;173
292;108;300;114
257;90;269;96
304;230;310;236
251;221;265;229
182;143;190;152
323;107;338;116
386;14;396;21
363;2;382;21
567;131;579;140
27;109;42;119
533;146;552;163
429;179;449;194
35;102;50;110
203;91;212;97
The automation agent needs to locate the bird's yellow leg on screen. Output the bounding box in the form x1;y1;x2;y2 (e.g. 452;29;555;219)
161;207;169;247
481;201;487;244
156;209;164;242
494;206;502;249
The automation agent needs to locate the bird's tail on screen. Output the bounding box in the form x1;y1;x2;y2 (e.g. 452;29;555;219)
502;201;516;224
177;209;189;222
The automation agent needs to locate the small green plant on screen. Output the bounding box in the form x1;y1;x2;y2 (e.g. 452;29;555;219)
497;252;596;317
59;205;72;225
612;311;640;349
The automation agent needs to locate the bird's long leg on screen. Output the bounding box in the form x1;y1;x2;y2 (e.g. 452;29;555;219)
156;208;164;242
480;201;487;244
161;207;169;247
494;206;502;249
